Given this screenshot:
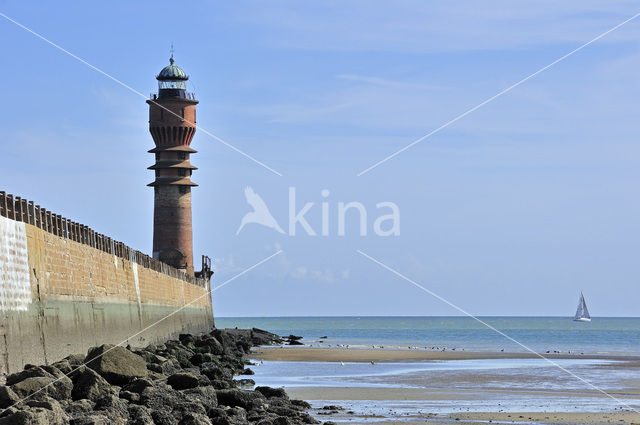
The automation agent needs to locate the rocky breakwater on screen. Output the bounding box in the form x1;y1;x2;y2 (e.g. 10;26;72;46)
0;328;320;425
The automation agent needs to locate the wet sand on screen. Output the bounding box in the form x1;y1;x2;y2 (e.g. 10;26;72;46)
252;346;640;363
253;346;640;425
338;412;640;425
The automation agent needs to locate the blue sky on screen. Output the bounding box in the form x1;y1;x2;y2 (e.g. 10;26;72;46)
1;1;639;317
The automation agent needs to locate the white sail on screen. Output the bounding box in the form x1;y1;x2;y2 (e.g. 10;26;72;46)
573;293;591;321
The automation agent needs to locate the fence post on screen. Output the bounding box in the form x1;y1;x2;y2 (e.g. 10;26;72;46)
43;210;50;233
27;201;35;225
34;205;41;229
20;199;28;223
0;191;6;218
14;197;23;222
55;214;61;237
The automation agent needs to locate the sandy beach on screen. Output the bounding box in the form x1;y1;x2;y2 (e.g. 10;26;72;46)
250;346;640;425
252;345;640;363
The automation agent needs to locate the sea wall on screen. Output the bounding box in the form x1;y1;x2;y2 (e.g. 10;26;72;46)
0;192;214;374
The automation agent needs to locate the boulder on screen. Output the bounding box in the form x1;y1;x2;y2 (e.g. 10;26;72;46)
291;399;311;409
62;399;94;415
255;386;288;399
69;414;110;425
11;375;73;401
140;384;189;412
119;390;140;403
6;366;53;386
127;405;154;425
0;405;68;425
64;353;87;368
235;379;255;388
93;393;129;424
71;367;114;401
167;372;199;390
121;378;153;394
150;410;179;425
85;344;147;385
182;386;218;407
0;386;19;409
215;389;265;410
181;412;213;425
51;360;73;375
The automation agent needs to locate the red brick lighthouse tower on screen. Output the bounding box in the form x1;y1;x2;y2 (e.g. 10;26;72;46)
147;55;198;274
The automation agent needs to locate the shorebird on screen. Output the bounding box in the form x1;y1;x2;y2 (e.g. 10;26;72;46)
340;362;344;366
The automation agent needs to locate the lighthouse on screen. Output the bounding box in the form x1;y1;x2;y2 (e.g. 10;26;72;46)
147;55;198;273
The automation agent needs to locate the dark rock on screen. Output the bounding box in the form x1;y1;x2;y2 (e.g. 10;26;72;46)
64;354;87;368
71;367;114;401
202;336;224;355
181;412;213;425
240;368;254;376
93;393;129;423
140;383;189;412
255;386;288;399
300;413;320;424
216;388;265;410
128;405;154;425
235;378;255;388
85;344;147;385
273;417;292;425
167;372;199;390
6;366;53;385
69;415;110;425
179;334;195;346
24;396;62;411
206;407;230;425
62;398;94;415
119;390;140;403
201;365;232;382
151;409;178;425
321;405;344;411
182;386;218;407
0;386;19;408
51;360;73;375
226;406;247;423
291;399;311;409
122;378;153;394
0;404;68;425
158;359;181;376
11;375;73;401
136;350;167;365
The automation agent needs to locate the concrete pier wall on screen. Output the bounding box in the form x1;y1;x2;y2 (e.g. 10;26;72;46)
0;213;213;374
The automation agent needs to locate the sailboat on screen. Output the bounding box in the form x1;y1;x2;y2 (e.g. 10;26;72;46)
573;292;591;322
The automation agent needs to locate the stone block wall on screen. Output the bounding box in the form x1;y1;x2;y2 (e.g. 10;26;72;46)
0;191;214;374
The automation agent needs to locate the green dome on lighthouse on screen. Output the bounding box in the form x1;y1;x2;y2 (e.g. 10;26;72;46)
157;56;188;81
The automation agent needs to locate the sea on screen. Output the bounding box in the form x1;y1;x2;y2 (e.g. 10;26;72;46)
215;316;640;354
215;316;640;417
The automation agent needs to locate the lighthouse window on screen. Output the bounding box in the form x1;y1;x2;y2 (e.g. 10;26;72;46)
179;169;186;177
178;152;186;160
179;186;189;194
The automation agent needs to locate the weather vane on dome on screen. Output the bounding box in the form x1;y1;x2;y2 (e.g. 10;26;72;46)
170;43;175;64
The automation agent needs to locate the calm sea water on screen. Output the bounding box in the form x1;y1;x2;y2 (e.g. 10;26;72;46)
215;316;640;354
